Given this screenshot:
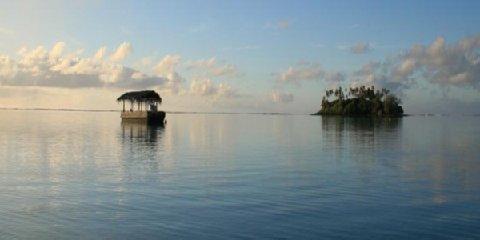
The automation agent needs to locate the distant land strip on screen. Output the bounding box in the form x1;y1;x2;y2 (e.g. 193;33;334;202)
0;107;296;115
0;107;479;116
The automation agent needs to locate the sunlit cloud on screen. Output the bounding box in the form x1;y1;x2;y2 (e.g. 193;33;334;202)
349;42;373;54
109;42;132;62
186;57;238;78
154;54;181;76
276;62;345;86
189;78;239;99
94;46;107;60
270;90;294;103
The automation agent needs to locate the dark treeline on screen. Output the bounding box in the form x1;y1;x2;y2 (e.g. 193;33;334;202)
315;86;404;116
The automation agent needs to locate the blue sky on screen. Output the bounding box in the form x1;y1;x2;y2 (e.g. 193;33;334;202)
0;0;479;113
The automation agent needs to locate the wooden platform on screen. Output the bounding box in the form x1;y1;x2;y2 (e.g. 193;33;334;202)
121;111;166;124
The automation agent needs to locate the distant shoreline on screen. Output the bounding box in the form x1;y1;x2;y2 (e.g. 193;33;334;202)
1;107;479;116
0;107;295;115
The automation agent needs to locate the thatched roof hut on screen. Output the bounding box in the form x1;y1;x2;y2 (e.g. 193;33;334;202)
117;90;162;112
117;90;162;103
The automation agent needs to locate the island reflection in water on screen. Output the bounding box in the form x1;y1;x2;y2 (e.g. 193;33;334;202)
321;116;402;144
0;110;479;239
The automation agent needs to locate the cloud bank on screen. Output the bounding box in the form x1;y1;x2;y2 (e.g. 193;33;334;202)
350;35;480;93
0;42;175;90
0;42;243;100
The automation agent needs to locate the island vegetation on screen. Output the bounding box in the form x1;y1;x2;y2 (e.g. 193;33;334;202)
314;86;404;117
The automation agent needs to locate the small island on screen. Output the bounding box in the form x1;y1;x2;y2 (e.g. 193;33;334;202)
314;86;404;117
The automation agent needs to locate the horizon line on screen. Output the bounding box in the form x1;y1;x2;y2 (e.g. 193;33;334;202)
0;107;298;115
1;107;479;117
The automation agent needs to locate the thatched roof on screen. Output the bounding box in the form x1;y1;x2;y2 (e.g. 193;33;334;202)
117;90;162;103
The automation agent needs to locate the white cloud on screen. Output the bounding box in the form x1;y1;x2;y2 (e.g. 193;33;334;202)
130;71;146;80
349;42;372;54
109;42;132;62
279;63;323;85
137;57;153;67
154;54;181;76
17;46;49;76
186;57;238;77
49;42;66;61
0;55;17;79
189;78;238;99
394;58;416;78
277;62;345;86
94;46;107;60
416;36;480;87
152;55;183;94
16;46;28;56
163;71;184;94
271;90;293;103
189;78;217;96
324;71;346;84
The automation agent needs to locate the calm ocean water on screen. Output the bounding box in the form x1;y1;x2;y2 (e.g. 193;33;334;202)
0;110;479;239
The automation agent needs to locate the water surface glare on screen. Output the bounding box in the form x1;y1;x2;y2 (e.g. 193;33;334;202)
1;110;479;239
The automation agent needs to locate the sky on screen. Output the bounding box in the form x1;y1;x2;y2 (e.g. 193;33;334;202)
0;0;479;114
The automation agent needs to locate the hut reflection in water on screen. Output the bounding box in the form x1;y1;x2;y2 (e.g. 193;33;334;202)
121;120;164;142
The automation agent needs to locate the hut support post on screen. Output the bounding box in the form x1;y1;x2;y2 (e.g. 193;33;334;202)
122;100;125;112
